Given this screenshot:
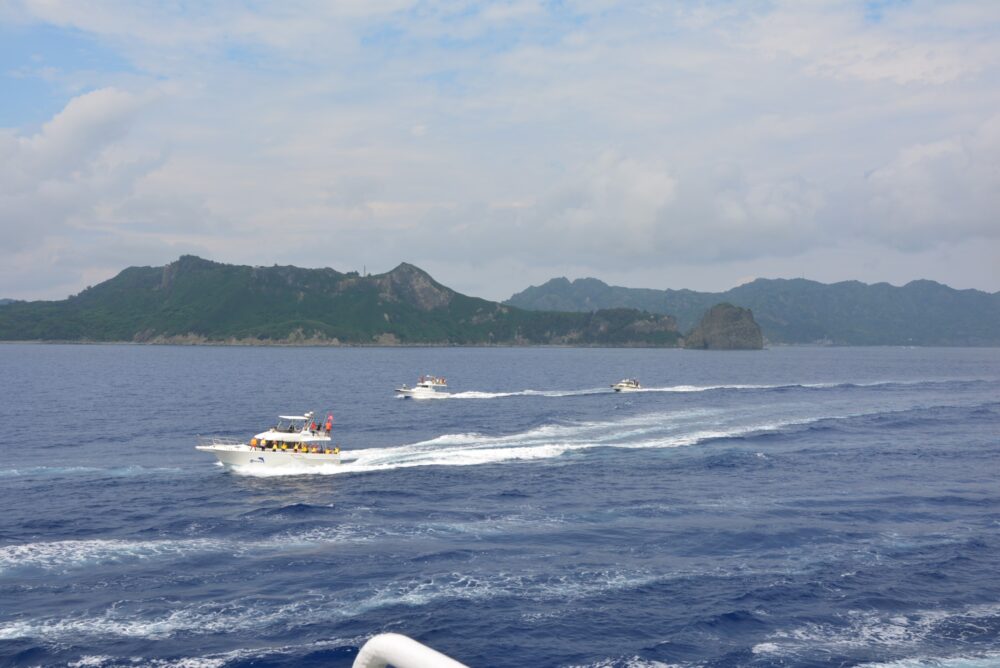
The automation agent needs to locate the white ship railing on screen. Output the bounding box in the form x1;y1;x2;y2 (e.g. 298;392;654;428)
353;633;468;668
197;436;244;447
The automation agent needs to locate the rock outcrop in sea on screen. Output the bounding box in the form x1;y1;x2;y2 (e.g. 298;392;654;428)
683;303;763;350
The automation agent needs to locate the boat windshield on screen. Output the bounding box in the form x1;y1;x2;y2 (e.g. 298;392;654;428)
274;413;314;432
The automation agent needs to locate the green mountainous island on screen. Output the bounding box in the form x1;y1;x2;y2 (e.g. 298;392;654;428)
506;276;1000;346
0;256;684;346
7;256;988;347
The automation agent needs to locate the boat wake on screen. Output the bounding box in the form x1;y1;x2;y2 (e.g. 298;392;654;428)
228;406;841;477
441;379;986;400
449;388;608;399
230;391;993;478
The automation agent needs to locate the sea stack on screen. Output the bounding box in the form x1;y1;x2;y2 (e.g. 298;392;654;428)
684;303;763;350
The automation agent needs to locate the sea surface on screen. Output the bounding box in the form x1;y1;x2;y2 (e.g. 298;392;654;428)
1;344;999;668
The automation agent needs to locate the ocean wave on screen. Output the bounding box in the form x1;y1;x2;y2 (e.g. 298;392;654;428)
753;602;1000;660
65;638;366;668
565;657;683;668
0;524;390;575
0;567;661;641
68;654;231;668
0;465;184;480
857;651;1000;667
0;511;576;576
0;590;355;641
0;538;232;575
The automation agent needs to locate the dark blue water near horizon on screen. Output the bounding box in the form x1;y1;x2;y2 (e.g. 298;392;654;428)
1;344;999;668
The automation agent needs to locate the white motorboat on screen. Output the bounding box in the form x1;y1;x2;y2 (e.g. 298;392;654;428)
395;374;450;399
611;378;641;392
196;411;344;470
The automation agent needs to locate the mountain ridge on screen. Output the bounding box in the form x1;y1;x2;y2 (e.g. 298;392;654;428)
506;276;1000;346
0;256;682;346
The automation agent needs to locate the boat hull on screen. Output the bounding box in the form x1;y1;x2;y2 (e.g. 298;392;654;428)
395;388;449;399
197;444;342;469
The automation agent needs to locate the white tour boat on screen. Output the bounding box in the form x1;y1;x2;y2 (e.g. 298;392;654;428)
395;374;450;399
196;411;344;470
611;378;642;392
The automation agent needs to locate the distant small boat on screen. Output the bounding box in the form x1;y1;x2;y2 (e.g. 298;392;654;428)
196;411;344;470
611;378;641;392
395;374;450;399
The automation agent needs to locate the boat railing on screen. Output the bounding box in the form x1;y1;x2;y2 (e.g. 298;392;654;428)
353;633;468;668
197;435;244;447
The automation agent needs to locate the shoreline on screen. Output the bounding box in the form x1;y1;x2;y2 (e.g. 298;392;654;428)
0;340;995;349
0;339;688;349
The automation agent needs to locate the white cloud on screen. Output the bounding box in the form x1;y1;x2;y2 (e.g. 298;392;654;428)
20;88;146;178
742;1;1000;85
2;0;999;300
0;88;154;261
540;152;678;254
863;114;1000;246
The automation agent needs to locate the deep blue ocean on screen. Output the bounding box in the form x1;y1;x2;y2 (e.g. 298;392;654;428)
1;344;999;668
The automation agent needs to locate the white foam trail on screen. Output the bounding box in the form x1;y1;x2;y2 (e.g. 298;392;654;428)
857;653;1000;668
0;538;230;575
451;379;981;399
0;510;576;577
0;465;184;479
449;383;834;398
450;387;609;399
73;656;231;668
0;597;312;640
68;638;369;668
0;525;392;575
446;380;944;399
0;567;660;640
631;381;891;393
636;383;774;393
567;657;682;668
755;603;1000;660
645;378;990;393
449;383;788;398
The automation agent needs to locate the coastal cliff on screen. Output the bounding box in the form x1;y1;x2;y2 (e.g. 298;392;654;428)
683;303;763;350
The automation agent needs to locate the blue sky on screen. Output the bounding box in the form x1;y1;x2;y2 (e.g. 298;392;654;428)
1;0;998;300
0;22;131;126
